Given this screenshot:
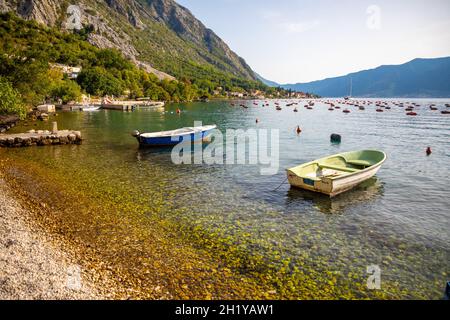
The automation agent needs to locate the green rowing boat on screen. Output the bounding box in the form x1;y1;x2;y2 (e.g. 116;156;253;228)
287;150;386;197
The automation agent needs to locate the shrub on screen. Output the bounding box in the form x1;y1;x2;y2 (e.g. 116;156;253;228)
50;80;82;104
0;77;27;119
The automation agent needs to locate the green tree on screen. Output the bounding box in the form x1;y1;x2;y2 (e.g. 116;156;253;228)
0;13;288;106
50;79;82;104
77;67;124;96
0;77;27;119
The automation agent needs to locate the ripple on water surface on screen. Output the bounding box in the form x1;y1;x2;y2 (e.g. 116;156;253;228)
3;98;449;299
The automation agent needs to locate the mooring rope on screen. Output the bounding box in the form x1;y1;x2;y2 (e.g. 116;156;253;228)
272;176;289;191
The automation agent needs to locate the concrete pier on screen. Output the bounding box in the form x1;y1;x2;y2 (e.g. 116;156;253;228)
56;104;83;111
0;130;82;148
55;101;165;112
102;101;165;111
101;104;135;111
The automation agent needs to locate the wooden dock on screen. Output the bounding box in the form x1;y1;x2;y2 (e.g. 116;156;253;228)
0;130;82;148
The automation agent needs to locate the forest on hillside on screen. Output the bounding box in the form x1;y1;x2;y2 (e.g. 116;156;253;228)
0;13;287;119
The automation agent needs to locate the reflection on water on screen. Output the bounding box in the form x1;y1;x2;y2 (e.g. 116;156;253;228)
136;142;213;163
136;146;175;158
286;177;384;214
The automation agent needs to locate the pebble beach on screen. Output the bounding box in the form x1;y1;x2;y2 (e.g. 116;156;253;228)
0;177;110;299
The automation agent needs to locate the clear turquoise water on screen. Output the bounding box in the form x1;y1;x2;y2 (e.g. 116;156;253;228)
4;98;450;298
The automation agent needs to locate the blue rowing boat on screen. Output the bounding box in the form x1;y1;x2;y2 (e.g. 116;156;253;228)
132;125;217;147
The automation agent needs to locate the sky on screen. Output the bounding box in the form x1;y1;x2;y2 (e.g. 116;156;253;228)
175;0;450;84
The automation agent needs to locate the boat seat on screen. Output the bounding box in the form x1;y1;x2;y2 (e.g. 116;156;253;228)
319;164;360;173
346;160;372;167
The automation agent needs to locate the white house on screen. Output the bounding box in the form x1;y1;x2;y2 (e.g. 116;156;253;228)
50;63;82;79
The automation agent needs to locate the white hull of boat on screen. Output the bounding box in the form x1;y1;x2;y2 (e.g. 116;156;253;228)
329;164;382;196
287;151;386;197
81;106;101;111
288;164;382;197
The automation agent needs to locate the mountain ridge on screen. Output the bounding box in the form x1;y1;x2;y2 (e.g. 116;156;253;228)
0;0;258;82
280;57;450;98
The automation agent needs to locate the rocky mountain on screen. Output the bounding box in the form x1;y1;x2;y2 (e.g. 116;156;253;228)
282;57;450;98
0;0;258;81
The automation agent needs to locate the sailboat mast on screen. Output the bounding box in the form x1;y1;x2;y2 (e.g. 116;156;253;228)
350;78;353;97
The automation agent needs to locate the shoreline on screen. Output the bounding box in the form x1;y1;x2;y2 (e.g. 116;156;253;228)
1;136;434;300
0;175;121;299
0;115;20;134
0;158;280;300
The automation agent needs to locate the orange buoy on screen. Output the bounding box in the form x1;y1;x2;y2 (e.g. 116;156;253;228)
296;126;302;134
426;147;432;156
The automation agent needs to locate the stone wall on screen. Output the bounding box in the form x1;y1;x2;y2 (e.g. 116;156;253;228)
0;130;82;148
0;115;20;133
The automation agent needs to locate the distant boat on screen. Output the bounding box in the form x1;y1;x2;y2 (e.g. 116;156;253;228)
81;105;101;111
132;125;217;147
287;150;386;197
344;78;353;100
